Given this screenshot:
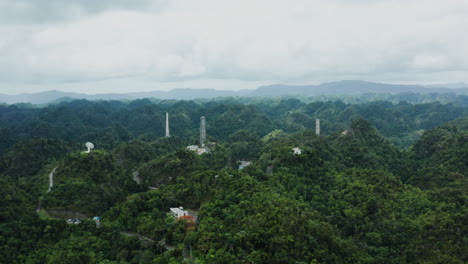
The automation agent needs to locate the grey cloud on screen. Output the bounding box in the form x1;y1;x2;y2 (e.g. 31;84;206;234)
0;0;161;24
1;0;468;93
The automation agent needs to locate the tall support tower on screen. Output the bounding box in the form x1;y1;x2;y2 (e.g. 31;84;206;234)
165;112;170;137
316;119;320;135
200;116;206;147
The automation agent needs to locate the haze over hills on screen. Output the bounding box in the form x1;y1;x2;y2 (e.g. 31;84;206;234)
0;89;251;105
423;82;468;89
1;80;467;105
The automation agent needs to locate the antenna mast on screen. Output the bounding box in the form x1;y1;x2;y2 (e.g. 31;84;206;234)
316;119;320;135
165;112;170;137
200;116;206;147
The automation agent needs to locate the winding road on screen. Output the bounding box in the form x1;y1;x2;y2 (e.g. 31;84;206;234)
47;167;57;193
120;232;155;243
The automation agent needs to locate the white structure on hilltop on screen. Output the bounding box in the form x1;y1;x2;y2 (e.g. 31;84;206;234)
170;206;188;218
197;147;209;155
85;142;94;153
292;147;302;155
187;145;199;151
316;119;320;135
165;112;170;137
187;116;210;154
187;145;209;155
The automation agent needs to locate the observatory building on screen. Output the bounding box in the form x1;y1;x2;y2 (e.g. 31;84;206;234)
84;142;94;153
187;145;209;155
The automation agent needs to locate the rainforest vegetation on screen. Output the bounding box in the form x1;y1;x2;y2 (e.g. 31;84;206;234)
0;94;467;263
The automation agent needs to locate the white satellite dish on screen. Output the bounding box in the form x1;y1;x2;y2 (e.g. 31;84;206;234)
85;142;94;153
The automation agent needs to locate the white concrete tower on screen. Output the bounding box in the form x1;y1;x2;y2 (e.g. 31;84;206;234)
165;112;170;137
200;116;206;147
316;119;320;135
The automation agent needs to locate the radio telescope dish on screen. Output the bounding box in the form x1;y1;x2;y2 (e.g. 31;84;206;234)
85;142;94;153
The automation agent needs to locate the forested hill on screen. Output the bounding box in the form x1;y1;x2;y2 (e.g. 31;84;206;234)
0;98;467;263
1;80;468;104
1;98;467;154
253;80;468;96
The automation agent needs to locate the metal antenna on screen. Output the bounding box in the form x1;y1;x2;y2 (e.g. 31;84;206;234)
200;116;206;147
165;112;170;137
316;119;320;135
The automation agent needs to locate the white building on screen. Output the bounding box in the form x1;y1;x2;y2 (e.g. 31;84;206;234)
170;206;188;218
238;160;252;170
196;147;209;155
187;145;199;151
292;147;302;155
187;145;209;155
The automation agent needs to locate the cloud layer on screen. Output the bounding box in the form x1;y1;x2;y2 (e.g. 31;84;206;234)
1;0;467;93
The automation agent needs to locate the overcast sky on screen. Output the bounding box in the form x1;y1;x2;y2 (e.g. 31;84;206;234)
0;0;467;94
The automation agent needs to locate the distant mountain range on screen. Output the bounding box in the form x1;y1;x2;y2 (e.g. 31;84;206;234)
1;80;467;105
